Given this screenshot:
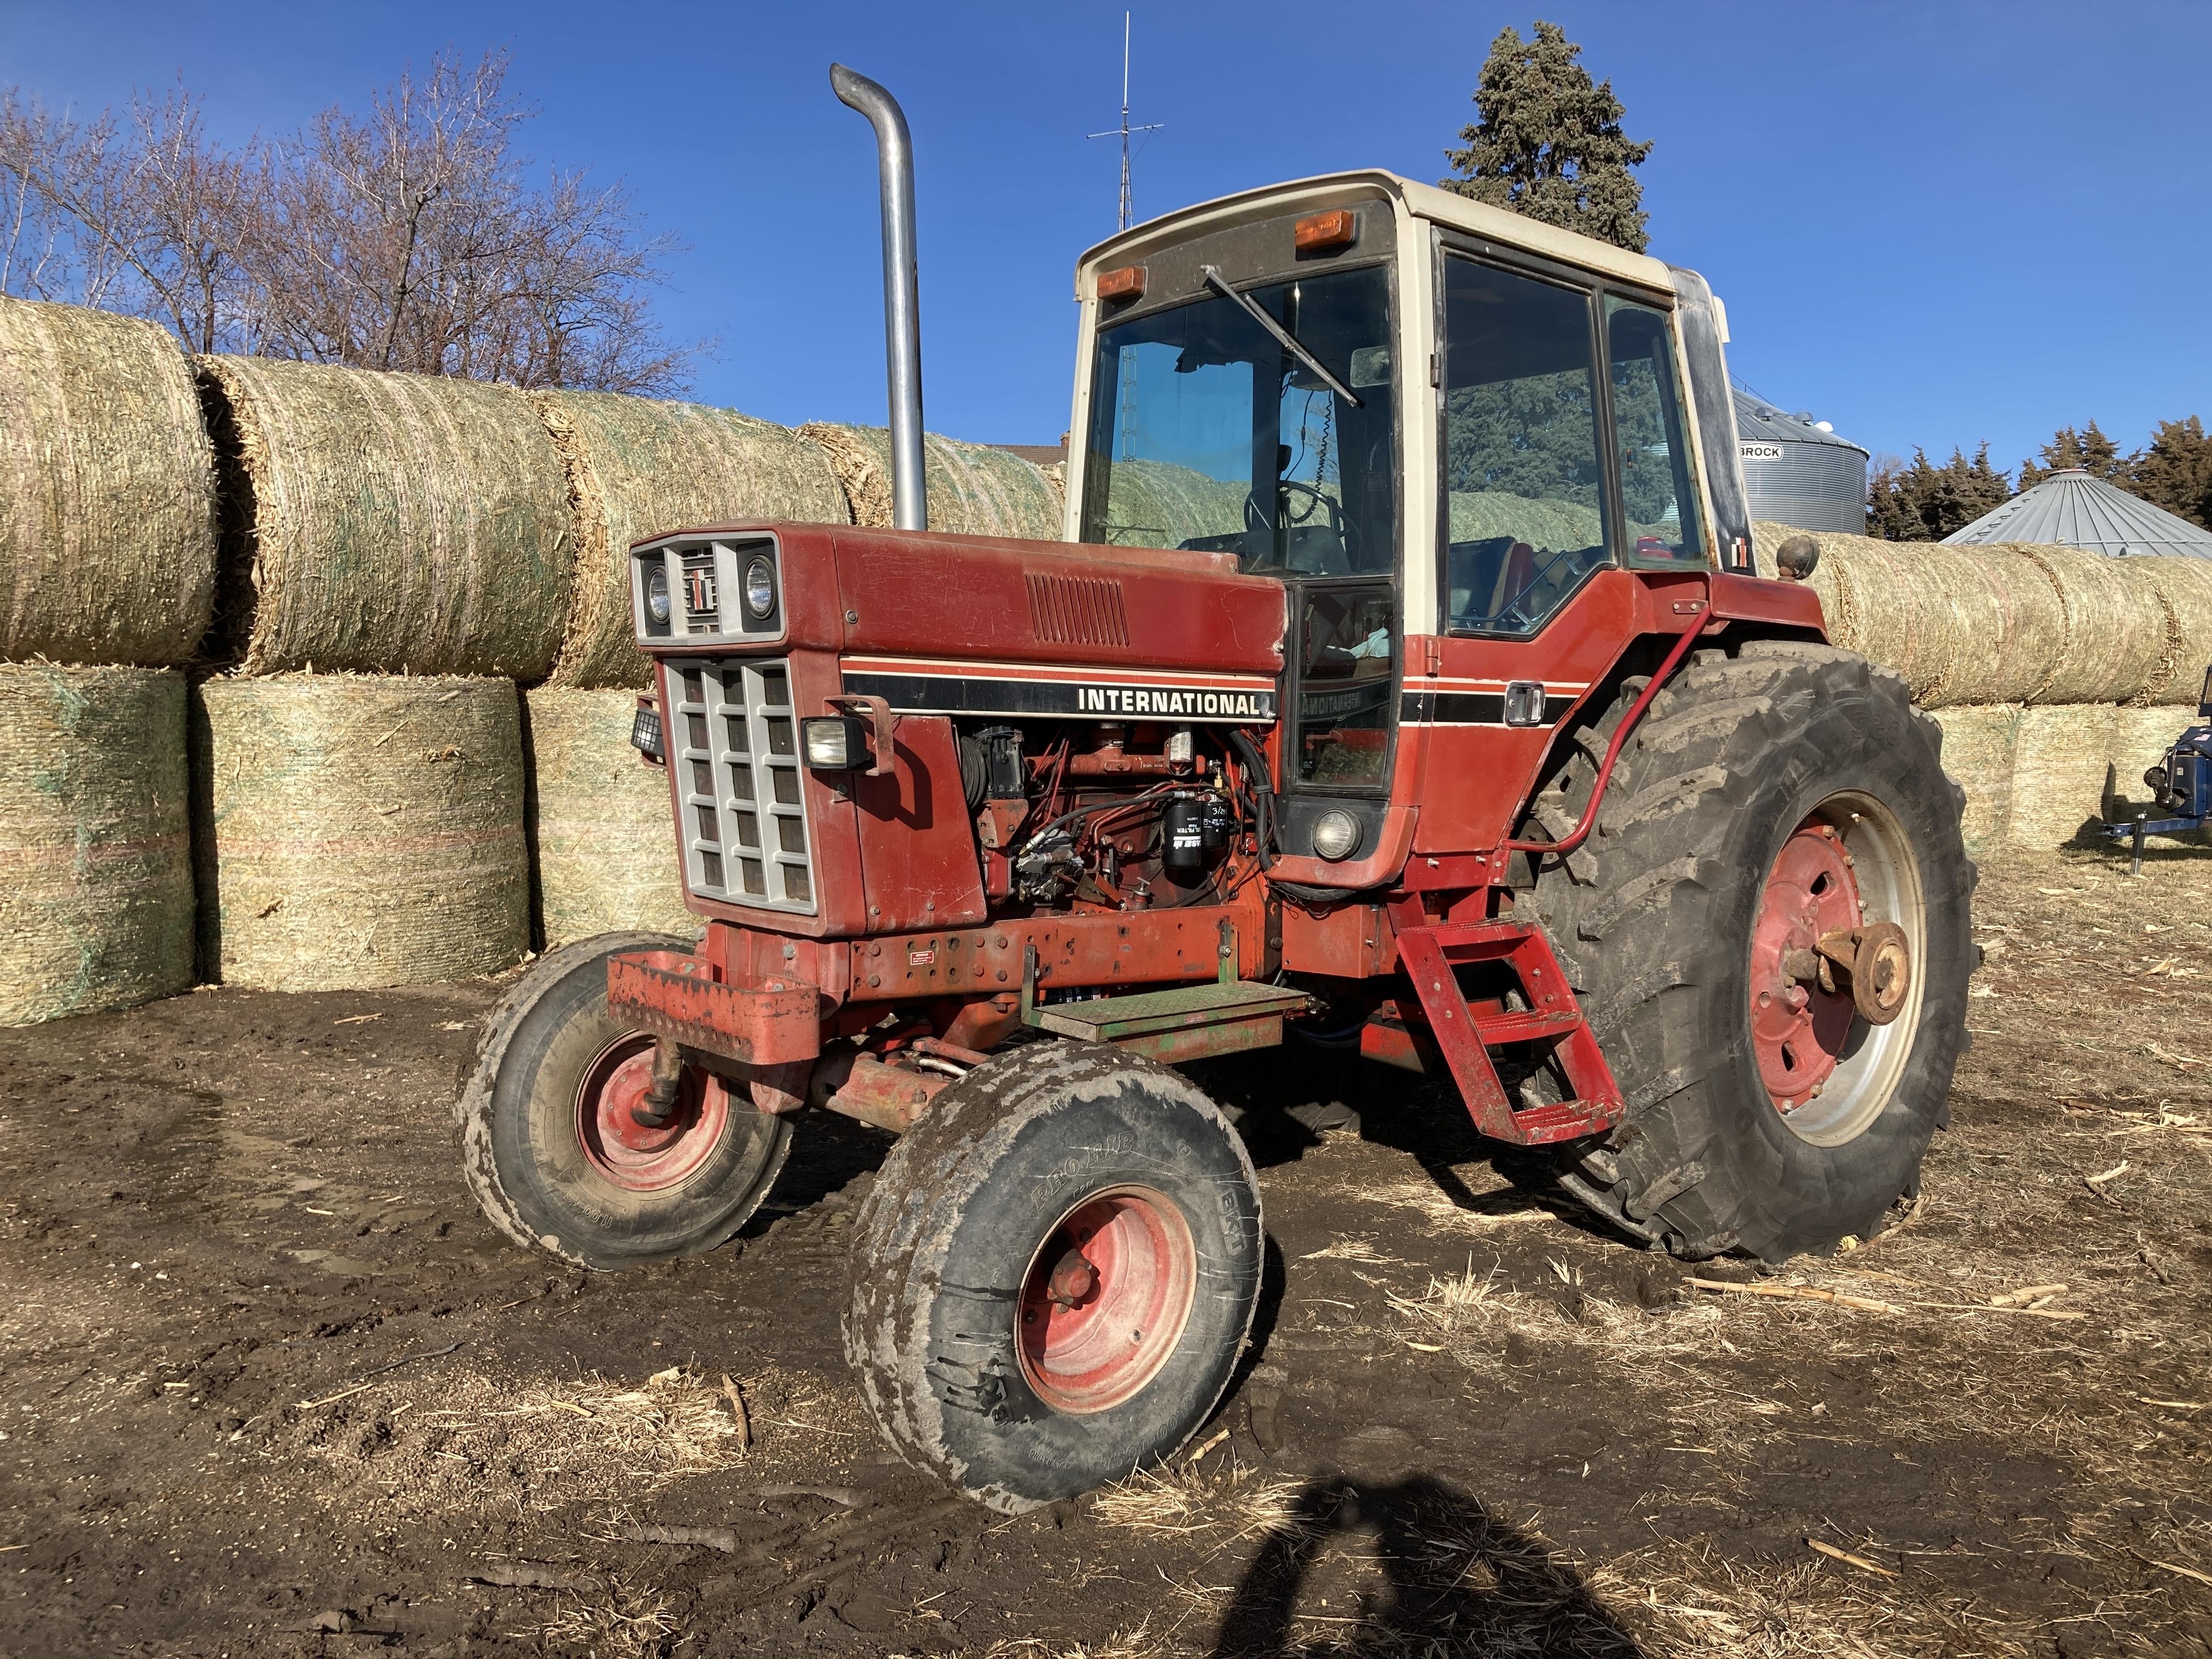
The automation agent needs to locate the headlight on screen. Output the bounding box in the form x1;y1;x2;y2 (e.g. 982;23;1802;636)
1311;809;1362;861
802;714;868;770
744;556;776;618
645;565;671;624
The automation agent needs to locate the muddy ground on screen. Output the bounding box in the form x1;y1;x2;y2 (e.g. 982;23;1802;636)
2;851;2208;1659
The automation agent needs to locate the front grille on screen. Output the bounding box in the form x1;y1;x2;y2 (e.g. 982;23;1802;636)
666;658;816;914
680;548;720;634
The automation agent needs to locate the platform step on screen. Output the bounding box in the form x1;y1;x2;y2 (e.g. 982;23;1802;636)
1033;979;1312;1044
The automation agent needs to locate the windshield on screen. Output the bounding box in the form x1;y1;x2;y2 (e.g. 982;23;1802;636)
1080;265;1397;577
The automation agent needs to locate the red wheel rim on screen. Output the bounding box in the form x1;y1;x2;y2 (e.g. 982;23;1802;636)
1748;818;1864;1115
1015;1187;1197;1415
574;1036;730;1192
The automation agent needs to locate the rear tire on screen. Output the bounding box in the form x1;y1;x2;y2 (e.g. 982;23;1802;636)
458;931;792;1269
843;1042;1263;1513
1519;641;1974;1263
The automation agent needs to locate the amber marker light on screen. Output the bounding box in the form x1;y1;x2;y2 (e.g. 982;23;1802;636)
1096;264;1146;302
1294;210;1358;251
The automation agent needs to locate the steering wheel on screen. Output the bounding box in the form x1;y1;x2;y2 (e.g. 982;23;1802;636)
1493;544;1592;631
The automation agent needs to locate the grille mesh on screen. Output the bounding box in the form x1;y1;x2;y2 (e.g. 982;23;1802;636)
666;659;815;913
1026;572;1130;647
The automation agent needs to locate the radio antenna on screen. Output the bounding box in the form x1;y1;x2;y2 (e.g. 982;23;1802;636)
1086;13;1163;232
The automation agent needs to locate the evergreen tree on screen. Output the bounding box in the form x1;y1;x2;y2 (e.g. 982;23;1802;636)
2128;416;2212;531
1866;444;2012;541
1440;21;1654;253
2018;420;2125;488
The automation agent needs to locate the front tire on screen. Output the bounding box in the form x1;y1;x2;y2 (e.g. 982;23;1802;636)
843;1043;1263;1513
1520;641;1974;1263
458;932;793;1269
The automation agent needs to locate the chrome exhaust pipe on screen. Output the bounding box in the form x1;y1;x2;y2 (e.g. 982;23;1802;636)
831;64;927;533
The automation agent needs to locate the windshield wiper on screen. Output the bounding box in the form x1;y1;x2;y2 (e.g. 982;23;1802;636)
1200;266;1362;407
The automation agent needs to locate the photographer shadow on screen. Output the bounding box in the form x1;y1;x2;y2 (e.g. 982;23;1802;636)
1211;1474;1644;1658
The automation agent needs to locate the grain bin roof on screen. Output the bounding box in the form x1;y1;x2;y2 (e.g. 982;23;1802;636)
1942;468;2212;560
1733;388;1869;454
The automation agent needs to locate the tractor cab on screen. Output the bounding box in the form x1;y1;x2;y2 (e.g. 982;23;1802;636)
1065;172;1757;869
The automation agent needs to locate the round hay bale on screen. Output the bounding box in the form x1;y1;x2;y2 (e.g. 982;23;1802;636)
1090;459;1245;548
196;357;572;679
0;296;216;664
0;663;195;1023
533;391;850;691
2006;703;2118;850
1751;521;1865;662
2010;544;2166;706
524;688;695;945
1930;703;2019;858
193;674;528;988
1452;490;1606;551
799;424;1062;538
2126;556;2212;704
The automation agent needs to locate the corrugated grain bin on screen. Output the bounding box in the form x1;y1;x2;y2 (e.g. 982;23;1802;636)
524;687;694;946
2007;703;2119;850
196;358;572;679
0;664;195;1024
533;391;849;691
1931;703;2020;858
0;296;216;664
800;424;1063;539
193;675;528;988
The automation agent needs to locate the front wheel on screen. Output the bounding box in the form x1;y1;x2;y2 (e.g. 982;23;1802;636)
1520;641;1974;1263
458;932;792;1269
843;1043;1263;1513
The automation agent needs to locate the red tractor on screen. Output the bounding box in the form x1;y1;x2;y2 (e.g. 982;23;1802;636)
460;69;1971;1513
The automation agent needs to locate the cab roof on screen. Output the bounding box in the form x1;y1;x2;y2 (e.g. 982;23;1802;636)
1074;168;1676;297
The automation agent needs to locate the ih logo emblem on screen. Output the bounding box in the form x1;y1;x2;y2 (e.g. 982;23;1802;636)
684;565;717;616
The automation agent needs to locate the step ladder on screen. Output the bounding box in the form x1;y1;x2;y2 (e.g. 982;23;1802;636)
1393;919;1623;1146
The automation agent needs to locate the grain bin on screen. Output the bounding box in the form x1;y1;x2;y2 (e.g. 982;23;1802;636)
196;358;572;679
524;687;694;945
193;675;529;989
532;391;849;691
0;664;196;1023
0;296;216;665
1734;390;1869;536
799;424;1063;538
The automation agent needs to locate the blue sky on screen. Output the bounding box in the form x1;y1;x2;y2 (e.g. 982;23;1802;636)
4;2;2206;473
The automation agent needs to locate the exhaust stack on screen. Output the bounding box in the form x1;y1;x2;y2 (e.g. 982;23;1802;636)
831;64;927;533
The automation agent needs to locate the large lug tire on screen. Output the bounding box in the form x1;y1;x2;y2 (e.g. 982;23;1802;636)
843;1042;1263;1513
458;931;792;1270
1519;641;1974;1265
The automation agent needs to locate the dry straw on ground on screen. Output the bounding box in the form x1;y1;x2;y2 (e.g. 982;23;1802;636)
2006;702;2119;849
524;687;695;945
0;663;195;1024
799;423;1063;538
0;295;216;665
534;391;849;690
1931;703;2019;857
191;674;528;988
196;357;571;678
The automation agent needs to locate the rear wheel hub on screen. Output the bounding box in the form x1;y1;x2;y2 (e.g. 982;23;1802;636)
1750;820;1864;1115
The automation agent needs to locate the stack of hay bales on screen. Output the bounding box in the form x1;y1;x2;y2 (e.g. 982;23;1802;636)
192;675;529;988
1090;458;1245;548
0;296;213;1022
524;689;696;946
800;422;1063;538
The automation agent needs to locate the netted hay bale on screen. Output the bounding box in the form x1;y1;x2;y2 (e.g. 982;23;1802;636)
1931;703;2019;857
1451;490;1606;551
2007;703;2119;850
193;674;528;988
2009;544;2167;706
1089;459;1245;548
2127;556;2212;704
0;296;216;664
533;392;849;691
799;424;1062;538
0;663;195;1023
525;688;694;945
197;357;571;678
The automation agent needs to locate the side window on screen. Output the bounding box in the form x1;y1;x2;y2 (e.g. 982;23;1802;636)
1294;585;1396;788
1442;256;1612;636
1606;298;1707;566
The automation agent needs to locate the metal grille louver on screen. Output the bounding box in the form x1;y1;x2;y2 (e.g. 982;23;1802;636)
1027;572;1130;647
666;659;816;914
680;548;720;634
